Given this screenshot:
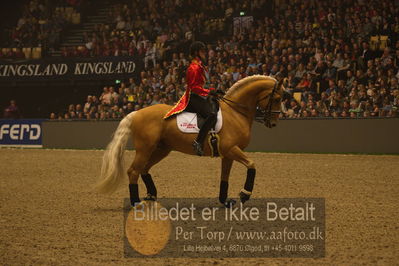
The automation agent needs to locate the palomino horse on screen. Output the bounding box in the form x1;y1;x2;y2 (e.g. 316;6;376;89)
95;75;283;207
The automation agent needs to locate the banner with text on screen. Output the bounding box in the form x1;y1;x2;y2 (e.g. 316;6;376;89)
0;56;141;81
0;119;45;147
123;198;325;258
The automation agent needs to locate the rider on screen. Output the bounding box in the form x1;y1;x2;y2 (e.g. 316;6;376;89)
164;41;224;156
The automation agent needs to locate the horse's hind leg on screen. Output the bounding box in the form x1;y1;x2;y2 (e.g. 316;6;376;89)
141;147;171;201
127;149;154;206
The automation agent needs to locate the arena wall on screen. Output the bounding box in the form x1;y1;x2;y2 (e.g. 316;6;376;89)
42;118;399;154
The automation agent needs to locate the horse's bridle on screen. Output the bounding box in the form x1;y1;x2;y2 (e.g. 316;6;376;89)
257;81;281;128
219;80;281;128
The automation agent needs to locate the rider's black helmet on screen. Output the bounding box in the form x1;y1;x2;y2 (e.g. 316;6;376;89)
189;41;206;57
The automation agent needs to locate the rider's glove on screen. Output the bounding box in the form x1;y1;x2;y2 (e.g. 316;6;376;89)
209;89;218;96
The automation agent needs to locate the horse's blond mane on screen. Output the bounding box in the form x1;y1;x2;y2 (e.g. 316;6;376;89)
225;75;277;97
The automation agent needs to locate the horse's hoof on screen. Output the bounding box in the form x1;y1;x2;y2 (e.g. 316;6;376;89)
130;197;141;207
239;191;250;203
223;199;236;208
144;194;157;201
131;201;144;208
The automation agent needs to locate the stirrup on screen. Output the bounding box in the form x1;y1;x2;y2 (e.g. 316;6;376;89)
192;140;204;156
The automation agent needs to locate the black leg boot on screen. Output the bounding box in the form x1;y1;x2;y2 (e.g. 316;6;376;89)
129;184;141;207
239;168;256;203
193;114;216;156
219;180;228;204
141;174;157;201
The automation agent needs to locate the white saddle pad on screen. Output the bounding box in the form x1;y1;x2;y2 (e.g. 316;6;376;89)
176;109;222;133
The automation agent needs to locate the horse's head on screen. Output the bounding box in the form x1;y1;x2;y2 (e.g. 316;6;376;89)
224;75;284;127
256;78;284;128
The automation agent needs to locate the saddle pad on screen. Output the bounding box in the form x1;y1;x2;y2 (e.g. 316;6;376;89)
176;109;222;133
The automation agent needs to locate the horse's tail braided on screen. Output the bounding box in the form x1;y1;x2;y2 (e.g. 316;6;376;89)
95;111;136;194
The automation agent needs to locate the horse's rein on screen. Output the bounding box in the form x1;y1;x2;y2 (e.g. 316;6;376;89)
218;96;249;118
216;82;279;124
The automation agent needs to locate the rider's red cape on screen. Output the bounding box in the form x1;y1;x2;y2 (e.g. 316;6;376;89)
164;58;214;119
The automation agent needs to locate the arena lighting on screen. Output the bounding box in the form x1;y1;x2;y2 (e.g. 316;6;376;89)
240;11;245;16
115;79;121;84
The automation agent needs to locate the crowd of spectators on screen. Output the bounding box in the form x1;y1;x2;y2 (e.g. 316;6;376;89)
50;76;180;120
43;0;399;119
1;0;85;59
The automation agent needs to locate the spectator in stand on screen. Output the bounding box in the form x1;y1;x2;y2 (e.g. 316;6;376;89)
144;42;157;69
99;86;112;106
3;100;21;119
83;96;93;113
109;86;119;105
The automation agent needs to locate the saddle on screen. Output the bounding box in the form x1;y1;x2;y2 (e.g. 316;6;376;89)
176;108;222;133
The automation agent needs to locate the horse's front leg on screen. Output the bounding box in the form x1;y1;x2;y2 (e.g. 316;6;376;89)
219;158;236;207
226;146;256;204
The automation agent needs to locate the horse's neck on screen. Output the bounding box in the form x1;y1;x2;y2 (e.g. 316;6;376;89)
228;89;259;124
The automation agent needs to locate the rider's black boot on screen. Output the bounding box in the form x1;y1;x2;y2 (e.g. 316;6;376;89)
192;140;204;156
192;114;216;156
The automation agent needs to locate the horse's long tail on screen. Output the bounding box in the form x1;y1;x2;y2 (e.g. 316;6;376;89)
95;111;136;194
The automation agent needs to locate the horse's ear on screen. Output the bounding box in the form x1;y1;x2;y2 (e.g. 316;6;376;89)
278;80;284;90
273;79;280;91
275;72;284;83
